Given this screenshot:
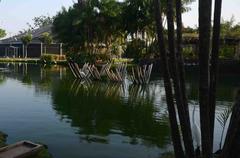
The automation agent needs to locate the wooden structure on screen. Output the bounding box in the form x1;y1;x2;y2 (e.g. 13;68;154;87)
68;62;128;83
68;62;92;80
129;64;153;84
0;141;43;158
104;63;127;82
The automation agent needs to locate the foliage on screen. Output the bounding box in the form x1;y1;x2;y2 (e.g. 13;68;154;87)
0;131;7;147
20;33;33;46
20;15;54;34
182;46;197;59
219;46;235;59
40;54;61;63
31;15;53;28
39;32;53;45
221;16;240;38
52;0;195;63
125;39;146;63
0;28;6;39
66;51;111;65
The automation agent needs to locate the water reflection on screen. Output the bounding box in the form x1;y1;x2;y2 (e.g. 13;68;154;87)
52;79;171;148
0;63;239;158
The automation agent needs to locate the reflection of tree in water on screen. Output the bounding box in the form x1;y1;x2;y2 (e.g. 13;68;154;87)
22;75;32;85
51;79;171;148
0;75;6;85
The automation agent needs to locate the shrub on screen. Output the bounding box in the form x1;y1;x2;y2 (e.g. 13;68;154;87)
66;52;111;65
124;39;146;63
219;46;235;59
40;54;65;63
182;46;197;59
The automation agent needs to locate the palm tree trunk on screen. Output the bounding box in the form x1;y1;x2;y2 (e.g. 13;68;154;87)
25;45;28;58
166;0;195;157
154;0;184;157
199;0;212;157
209;0;222;152
175;0;195;157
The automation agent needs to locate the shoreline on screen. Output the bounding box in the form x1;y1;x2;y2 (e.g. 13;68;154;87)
0;58;67;65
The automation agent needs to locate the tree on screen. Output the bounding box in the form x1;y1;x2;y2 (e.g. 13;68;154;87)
52;0;195;62
154;0;185;157
220;16;240;38
0;28;6;39
20;33;32;58
20;15;54;34
39;32;53;54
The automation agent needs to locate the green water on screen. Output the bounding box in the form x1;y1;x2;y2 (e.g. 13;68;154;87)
0;63;238;158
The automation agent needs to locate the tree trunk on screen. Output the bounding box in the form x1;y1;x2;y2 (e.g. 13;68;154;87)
166;0;195;157
199;0;212;157
22;45;25;58
44;45;46;54
175;0;195;157
154;0;184;157
209;0;222;153
25;45;28;58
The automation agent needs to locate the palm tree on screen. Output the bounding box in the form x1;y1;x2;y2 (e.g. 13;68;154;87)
174;0;195;157
20;33;32;58
39;32;53;54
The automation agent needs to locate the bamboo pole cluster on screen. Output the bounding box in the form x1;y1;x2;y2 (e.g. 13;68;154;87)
105;63;127;82
129;64;153;84
68;62;128;83
153;0;237;157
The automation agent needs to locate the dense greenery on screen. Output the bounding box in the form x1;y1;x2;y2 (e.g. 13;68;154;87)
21;33;33;46
21;33;33;57
220;16;240;38
39;32;53;54
52;0;194;63
0;28;6;39
0;131;7;147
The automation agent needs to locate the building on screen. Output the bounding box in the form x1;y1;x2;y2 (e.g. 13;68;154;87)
0;25;63;58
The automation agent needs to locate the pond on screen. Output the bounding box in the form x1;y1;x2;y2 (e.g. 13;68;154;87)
0;63;239;158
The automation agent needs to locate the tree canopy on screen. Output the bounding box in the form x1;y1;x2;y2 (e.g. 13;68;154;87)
0;28;6;39
20;33;32;46
52;0;195;60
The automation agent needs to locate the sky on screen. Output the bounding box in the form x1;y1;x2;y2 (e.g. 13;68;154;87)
0;0;240;37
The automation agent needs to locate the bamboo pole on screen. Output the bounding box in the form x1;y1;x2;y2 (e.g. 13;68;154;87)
199;0;213;157
68;63;77;78
166;0;195;156
209;0;222;152
154;0;185;157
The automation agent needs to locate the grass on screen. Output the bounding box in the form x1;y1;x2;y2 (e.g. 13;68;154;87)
0;57;67;65
111;58;133;64
0;131;7;148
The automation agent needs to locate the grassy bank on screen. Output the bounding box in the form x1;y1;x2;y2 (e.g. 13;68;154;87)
0;58;67;65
